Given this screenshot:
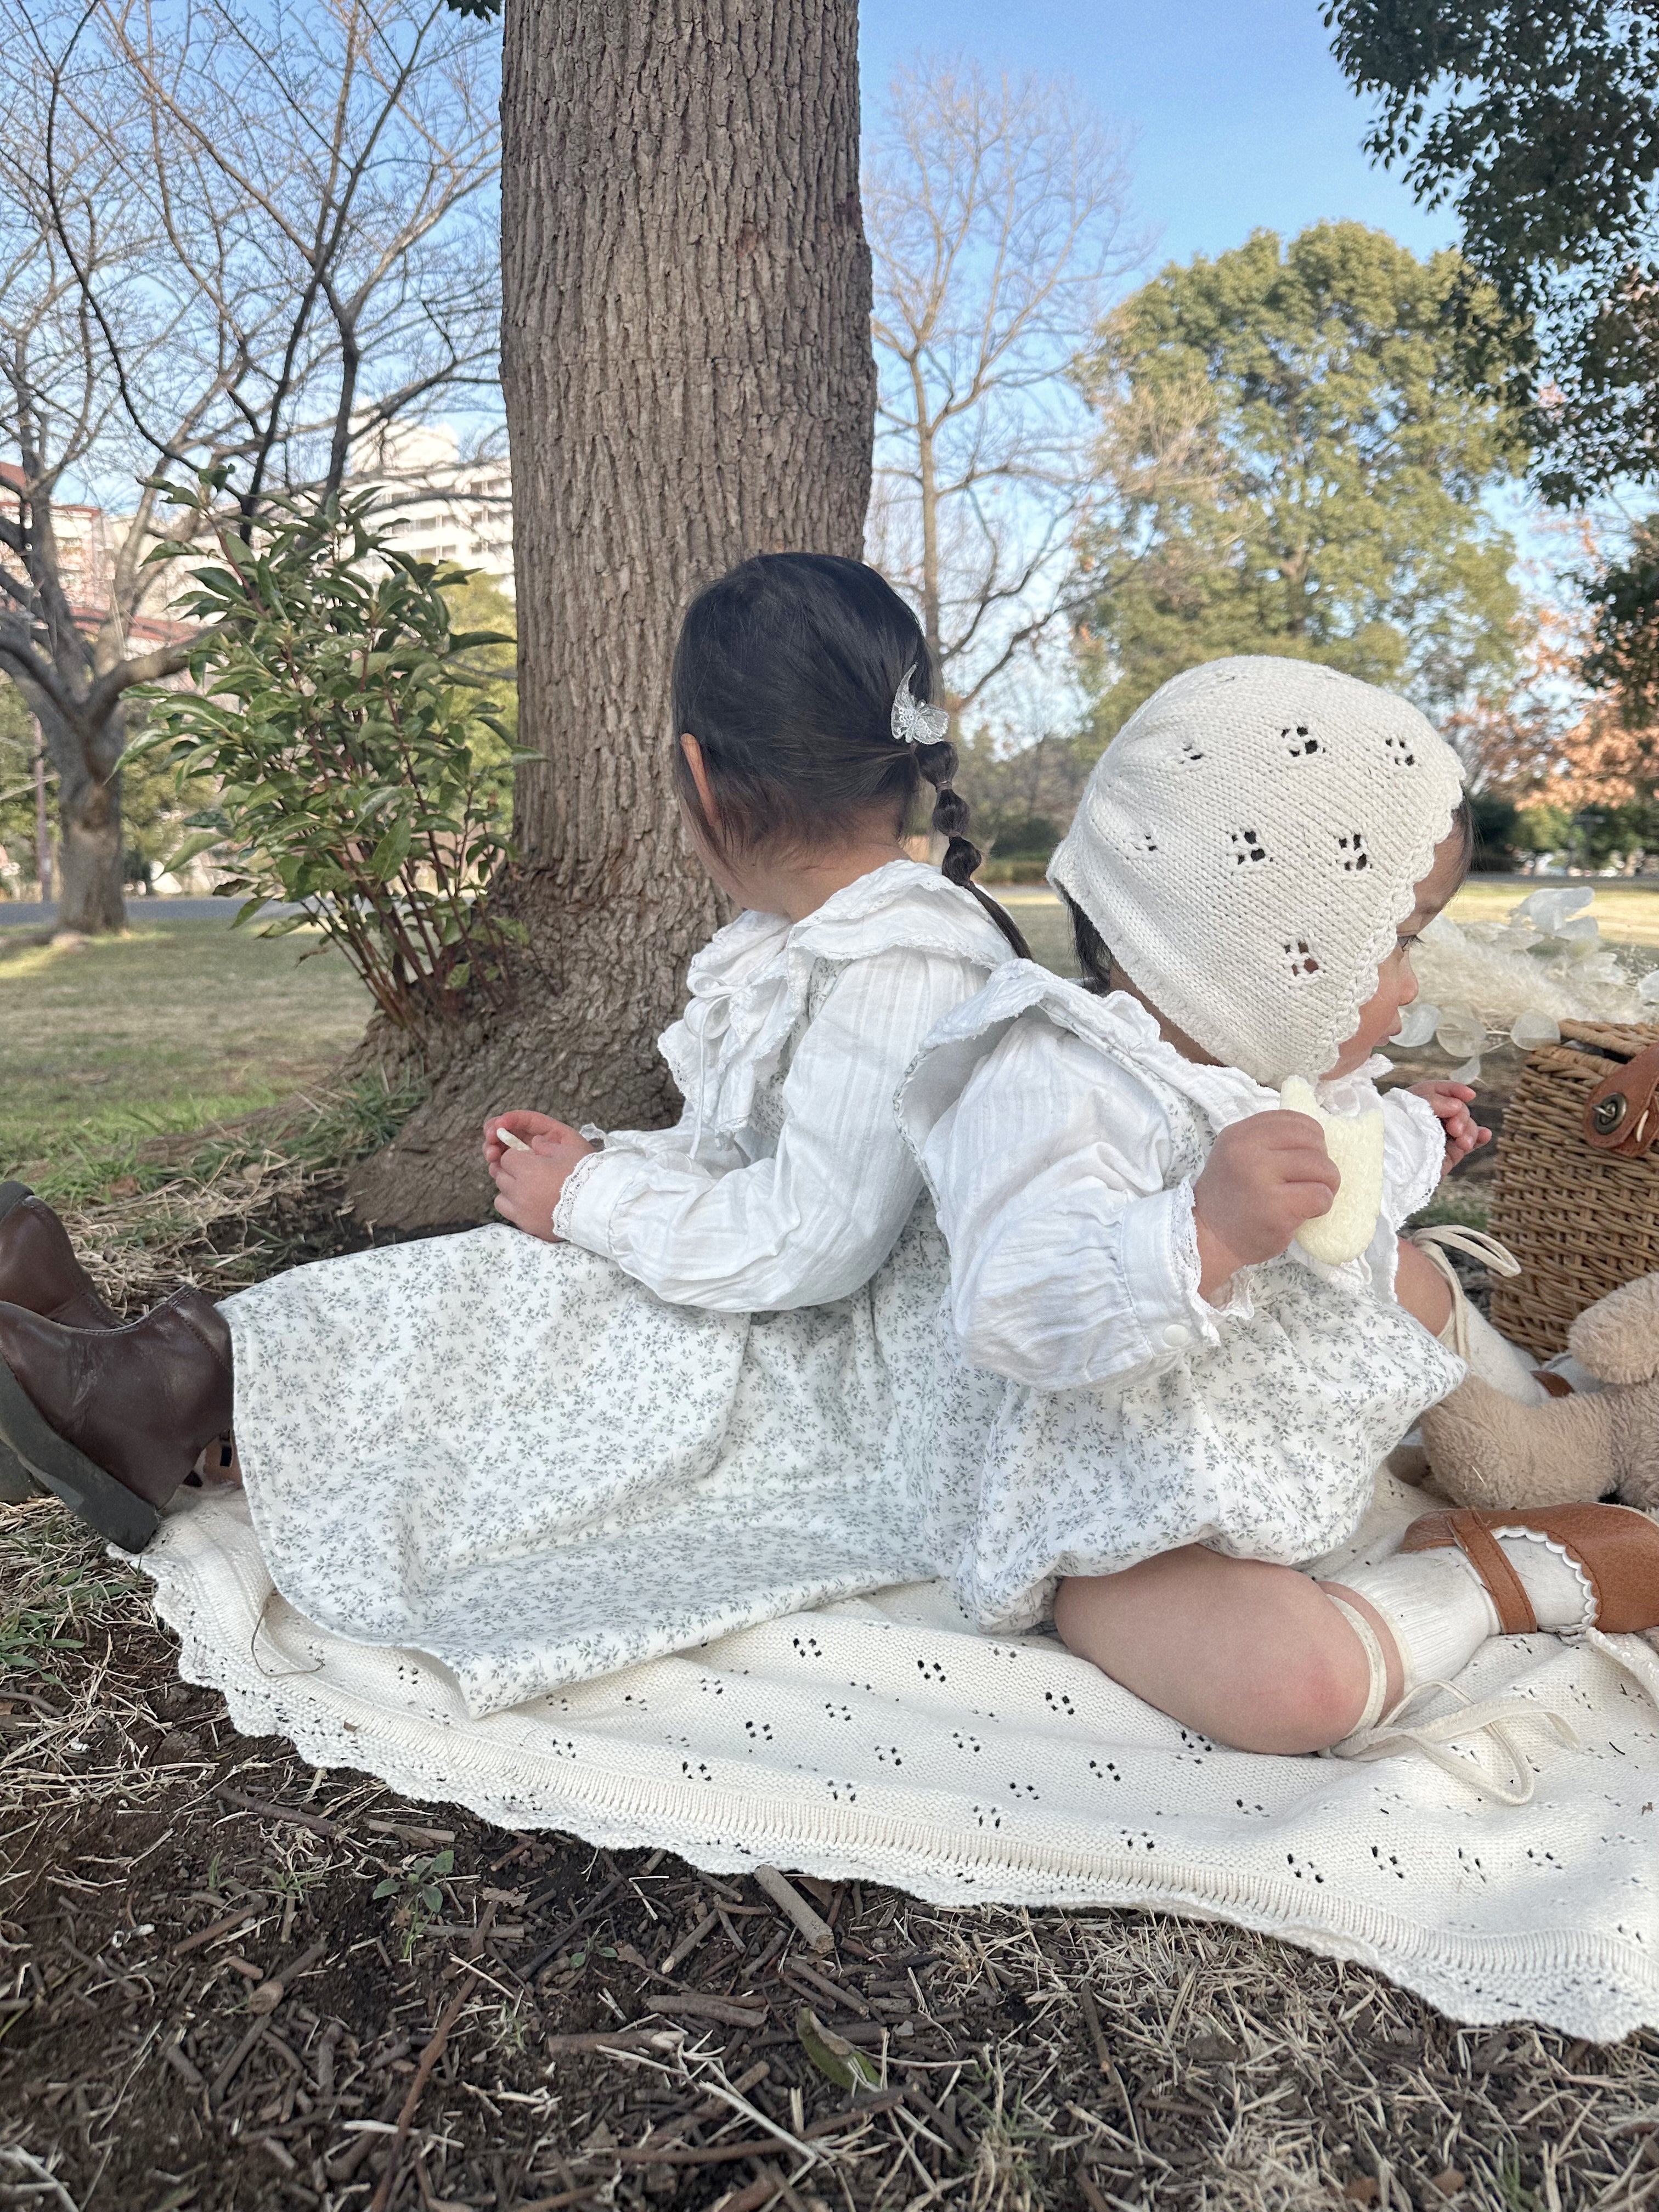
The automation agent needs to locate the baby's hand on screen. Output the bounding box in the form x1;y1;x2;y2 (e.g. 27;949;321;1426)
485;1111;595;1240
1193;1113;1341;1297
1409;1080;1491;1176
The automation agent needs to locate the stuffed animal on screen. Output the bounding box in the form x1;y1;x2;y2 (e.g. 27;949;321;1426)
1420;1270;1659;1511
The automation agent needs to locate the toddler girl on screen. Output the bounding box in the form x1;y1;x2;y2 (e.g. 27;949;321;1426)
900;656;1659;1757
0;554;1025;1713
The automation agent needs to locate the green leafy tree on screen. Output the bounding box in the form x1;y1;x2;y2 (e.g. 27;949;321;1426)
441;573;518;753
1326;2;1659;511
1077;223;1523;747
1327;7;1659;720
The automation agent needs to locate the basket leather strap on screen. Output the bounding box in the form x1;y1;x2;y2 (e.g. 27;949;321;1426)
1446;1510;1537;1636
1582;1041;1659;1159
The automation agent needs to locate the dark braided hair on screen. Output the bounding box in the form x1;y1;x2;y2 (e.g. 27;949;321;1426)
672;554;1029;958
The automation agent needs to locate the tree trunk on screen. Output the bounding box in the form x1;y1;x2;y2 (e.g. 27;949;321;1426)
57;777;126;934
351;0;876;1230
44;698;126;935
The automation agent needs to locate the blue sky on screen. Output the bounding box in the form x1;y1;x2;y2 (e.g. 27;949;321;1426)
860;0;1458;272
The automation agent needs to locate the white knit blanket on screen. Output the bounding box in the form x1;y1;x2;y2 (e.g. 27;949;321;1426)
136;1479;1659;2042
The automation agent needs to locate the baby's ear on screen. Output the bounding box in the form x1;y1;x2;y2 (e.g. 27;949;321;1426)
1568;1271;1659;1386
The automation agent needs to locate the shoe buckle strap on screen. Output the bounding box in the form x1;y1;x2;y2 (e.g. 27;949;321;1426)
1447;1509;1538;1637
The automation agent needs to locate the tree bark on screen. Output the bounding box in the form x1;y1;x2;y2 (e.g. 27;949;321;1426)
56;769;125;933
28;688;127;935
352;0;876;1229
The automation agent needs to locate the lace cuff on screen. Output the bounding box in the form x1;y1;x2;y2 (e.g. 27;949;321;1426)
551;1146;614;1248
1170;1177;1256;1329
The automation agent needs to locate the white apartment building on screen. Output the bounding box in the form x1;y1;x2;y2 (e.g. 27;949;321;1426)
349;421;515;596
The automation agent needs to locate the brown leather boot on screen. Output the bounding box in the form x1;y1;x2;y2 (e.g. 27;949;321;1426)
0;1184;119;1503
0;1290;234;1550
0;1184;119;1328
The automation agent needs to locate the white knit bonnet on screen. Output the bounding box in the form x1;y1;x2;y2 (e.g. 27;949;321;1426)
1048;657;1466;1085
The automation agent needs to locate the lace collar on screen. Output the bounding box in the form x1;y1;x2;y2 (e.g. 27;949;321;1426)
659;861;1013;1146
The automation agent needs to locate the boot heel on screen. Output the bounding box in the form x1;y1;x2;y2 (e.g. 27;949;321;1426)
0;1437;42;1505
0;1192;43;1503
0;1362;159;1550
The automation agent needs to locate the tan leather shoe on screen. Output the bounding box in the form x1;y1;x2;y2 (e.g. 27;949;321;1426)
1403;1503;1659;1635
0;1290;234;1550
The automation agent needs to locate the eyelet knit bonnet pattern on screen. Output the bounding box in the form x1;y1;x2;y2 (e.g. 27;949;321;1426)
1048;656;1466;1086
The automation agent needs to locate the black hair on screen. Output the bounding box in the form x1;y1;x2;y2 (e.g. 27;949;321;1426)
1449;791;1476;881
1062;889;1115;996
1064;789;1481;995
670;552;1029;958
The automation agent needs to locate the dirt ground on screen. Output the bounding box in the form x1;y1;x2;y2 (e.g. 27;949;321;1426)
5;1043;1659;2211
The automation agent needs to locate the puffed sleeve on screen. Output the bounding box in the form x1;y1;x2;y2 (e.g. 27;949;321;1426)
1379;1085;1446;1227
553;949;990;1310
919;1019;1249;1391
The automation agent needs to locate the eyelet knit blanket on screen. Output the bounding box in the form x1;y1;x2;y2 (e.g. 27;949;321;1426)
134;1474;1659;2043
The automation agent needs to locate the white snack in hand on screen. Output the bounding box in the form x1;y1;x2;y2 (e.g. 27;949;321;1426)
496;1125;532;1153
1278;1076;1386;1266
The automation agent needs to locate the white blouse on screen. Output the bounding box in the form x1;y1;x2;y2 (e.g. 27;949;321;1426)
552;860;1015;1312
900;965;1446;1395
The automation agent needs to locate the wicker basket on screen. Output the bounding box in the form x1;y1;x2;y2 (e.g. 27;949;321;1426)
1488;1017;1659;1358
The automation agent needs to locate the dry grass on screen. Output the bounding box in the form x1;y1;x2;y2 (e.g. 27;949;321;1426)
4;911;1658;2209
6;1496;1659;2212
1447;881;1659;950
32;1074;425;1317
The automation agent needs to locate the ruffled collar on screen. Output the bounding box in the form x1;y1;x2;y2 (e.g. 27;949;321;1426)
659;860;1014;1147
902;964;1387;1160
1093;992;1389;1126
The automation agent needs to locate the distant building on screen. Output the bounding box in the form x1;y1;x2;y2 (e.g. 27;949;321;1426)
0;462;190;651
348;422;515;596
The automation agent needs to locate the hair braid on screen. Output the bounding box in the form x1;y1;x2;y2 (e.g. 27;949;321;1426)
913;737;1030;961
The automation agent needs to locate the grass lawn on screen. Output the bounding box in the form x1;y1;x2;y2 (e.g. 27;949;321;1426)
1446;877;1659;945
1001;877;1659;957
0;915;371;1187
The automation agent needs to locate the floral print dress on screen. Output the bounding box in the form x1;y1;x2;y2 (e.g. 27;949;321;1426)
899;963;1468;1629
223;864;1014;1716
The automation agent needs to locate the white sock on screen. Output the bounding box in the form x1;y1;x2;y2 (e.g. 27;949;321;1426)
1334;1532;1595;1697
1441;1301;1547;1406
1336;1551;1499;1692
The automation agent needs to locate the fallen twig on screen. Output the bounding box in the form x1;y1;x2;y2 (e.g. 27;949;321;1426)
217;1786;349;1841
368;1988;469;2212
753;1866;833;1954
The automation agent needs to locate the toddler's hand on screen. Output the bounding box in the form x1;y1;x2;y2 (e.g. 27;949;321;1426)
486;1114;595;1240
1409;1080;1491;1176
483;1109;565;1172
1193;1113;1341;1298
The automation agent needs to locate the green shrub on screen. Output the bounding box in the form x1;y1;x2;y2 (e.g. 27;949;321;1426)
136;476;531;1036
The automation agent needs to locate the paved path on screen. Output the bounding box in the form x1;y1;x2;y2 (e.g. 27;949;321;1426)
0;895;301;929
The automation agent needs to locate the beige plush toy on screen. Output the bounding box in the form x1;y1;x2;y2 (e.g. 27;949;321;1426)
1420;1271;1659;1510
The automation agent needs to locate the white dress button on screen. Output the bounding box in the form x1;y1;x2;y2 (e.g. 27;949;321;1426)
1162;1322;1194;1351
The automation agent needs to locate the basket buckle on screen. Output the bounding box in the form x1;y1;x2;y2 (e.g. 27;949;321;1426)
1592;1095;1629;1136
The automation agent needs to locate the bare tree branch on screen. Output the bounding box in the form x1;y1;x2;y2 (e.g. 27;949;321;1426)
864;55;1145;723
0;0;501;926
